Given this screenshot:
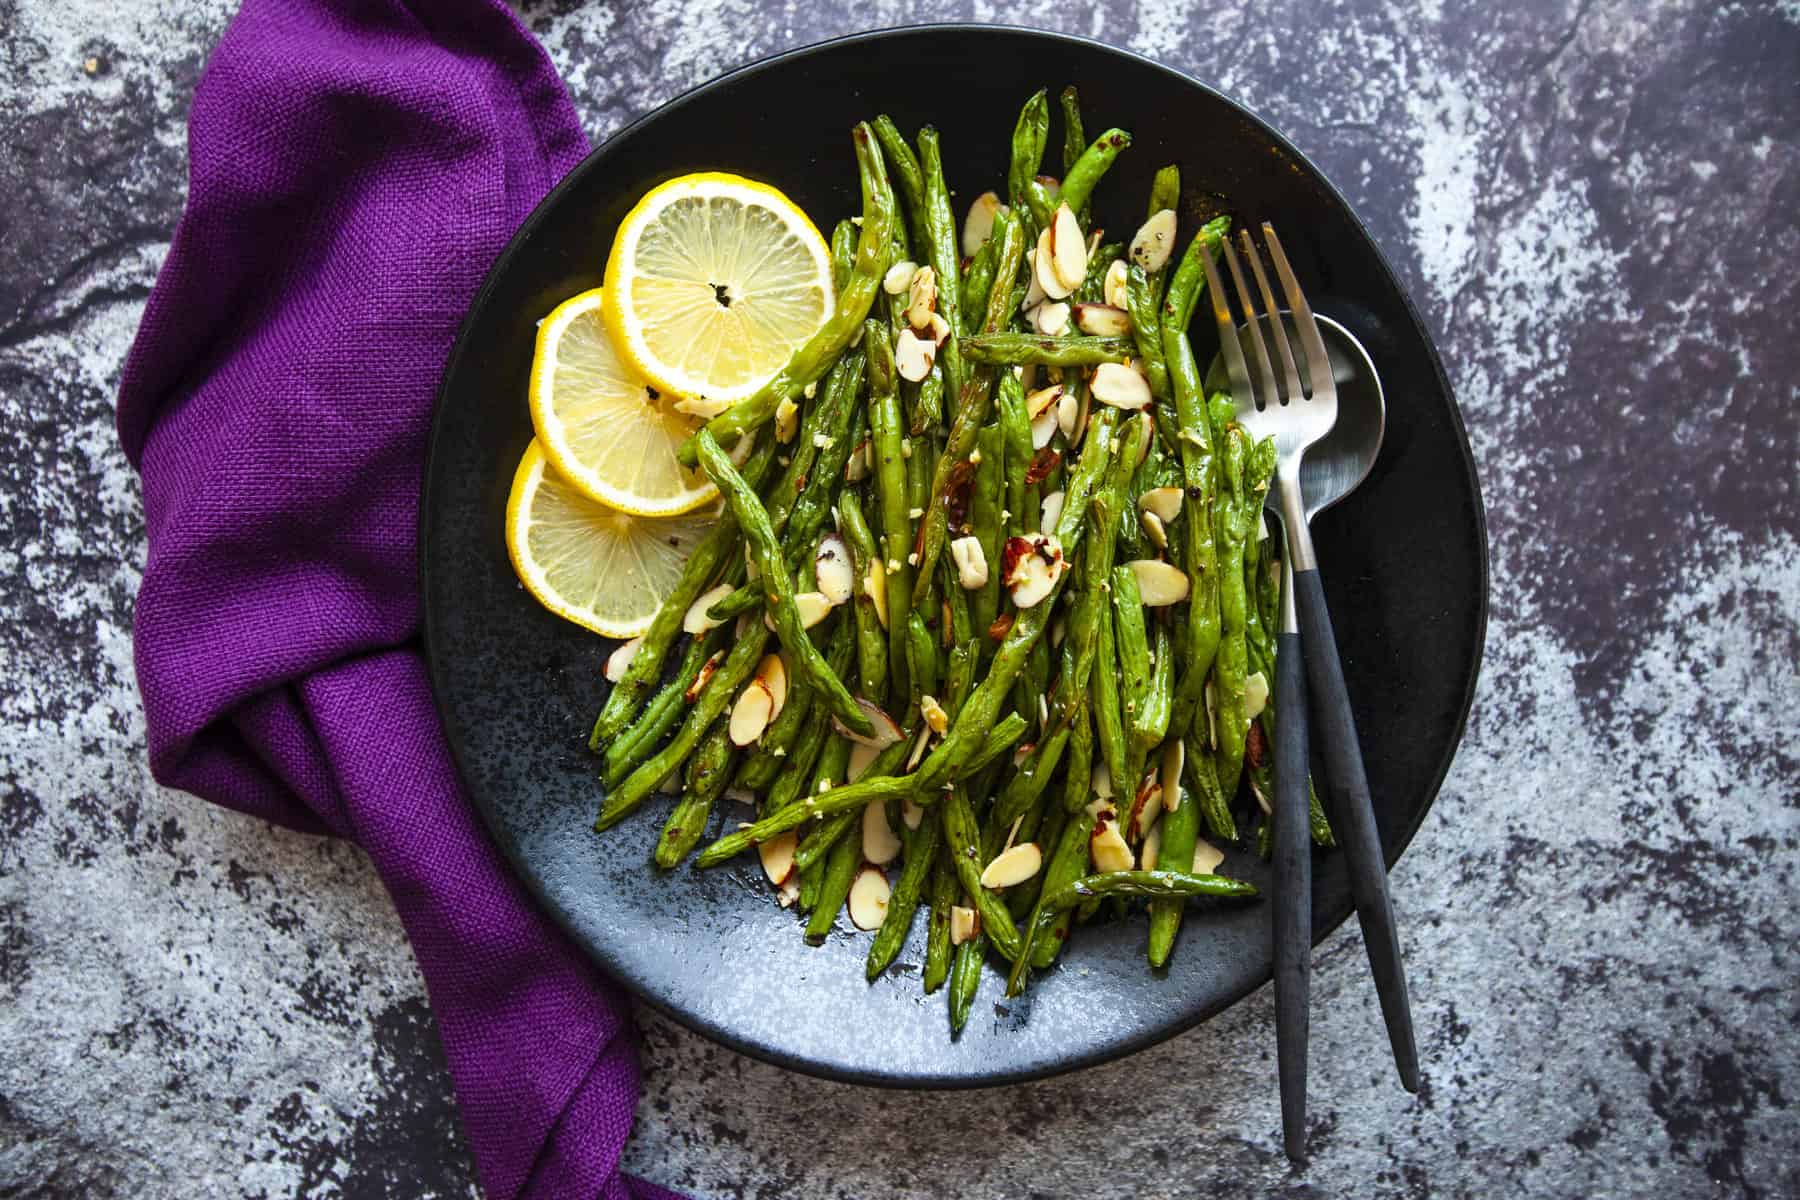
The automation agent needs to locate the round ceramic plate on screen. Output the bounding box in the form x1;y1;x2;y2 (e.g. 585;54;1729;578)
421;25;1487;1087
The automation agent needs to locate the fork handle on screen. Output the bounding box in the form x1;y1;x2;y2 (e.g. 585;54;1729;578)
1289;566;1421;1093
1272;616;1311;1163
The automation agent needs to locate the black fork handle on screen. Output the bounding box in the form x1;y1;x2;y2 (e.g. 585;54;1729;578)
1272;623;1311;1163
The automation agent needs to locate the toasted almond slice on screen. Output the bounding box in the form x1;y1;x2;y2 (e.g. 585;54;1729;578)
1049;203;1087;290
1161;739;1185;814
962;190;1002;255
907;265;938;330
949;536;988;589
1245;671;1270;720
1090;816;1134;872
980;842;1043;889
794;591;833;628
920;694;950;735
1103;258;1129;309
927;311;952;347
1132;411;1155;466
904;723;932;771
1141;820;1163;871
684;649;726;702
1001;534;1066;609
775;396;800;443
1130;208;1178;273
1039;490;1065;536
863;801;902;866
1193;838;1225;876
744;542;760;582
1141;509;1168;549
900;795;924;831
1029;404;1058;450
754;653;788;719
604;636;644;683
1128;559;1190;606
1033;300;1071;336
847;739;882;783
1072;303;1131;337
1091;362;1151;410
864;560;888;628
950;905;981;945
729;679;775;745
758;829;798;886
1139;486;1183;524
845;437;872;483
1129;773;1163;841
776;877;802;907
834;698;903;748
684;583;735;634
1025;383;1064;420
1092;760;1114;800
1022;249;1049;309
815;533;854;605
1034;227;1073;300
895;327;936;382
1055;387;1079;441
848;866;892;930
883;259;919;295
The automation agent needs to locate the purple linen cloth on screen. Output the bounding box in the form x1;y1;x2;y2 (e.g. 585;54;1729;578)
116;3;685;1197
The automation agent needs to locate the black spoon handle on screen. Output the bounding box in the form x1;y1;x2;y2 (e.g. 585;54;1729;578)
1272;622;1311;1164
1289;566;1420;1093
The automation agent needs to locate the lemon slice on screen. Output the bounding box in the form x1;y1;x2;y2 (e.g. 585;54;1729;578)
602;172;834;415
529;288;715;516
506;441;715;638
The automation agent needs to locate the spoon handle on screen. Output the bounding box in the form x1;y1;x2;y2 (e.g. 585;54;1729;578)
1272;536;1311;1163
1287;562;1420;1093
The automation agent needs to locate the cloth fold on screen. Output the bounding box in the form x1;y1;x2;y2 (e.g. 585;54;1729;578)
117;3;681;1196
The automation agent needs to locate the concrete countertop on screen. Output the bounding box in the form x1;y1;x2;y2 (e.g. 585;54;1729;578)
1;1;1794;1196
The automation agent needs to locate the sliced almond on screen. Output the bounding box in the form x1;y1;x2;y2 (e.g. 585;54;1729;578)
1032;300;1071;336
1090;816;1134;872
1245;671;1270;719
758;829;798;886
776;877;802;907
1022;249;1049;308
883;259;919;295
904;723;932;771
847;739;882;783
862;801;902;866
1130;208;1178;273
949;536;988;589
794;591;833;628
962;190;1002;256
950;905;981;945
1034;227;1073;300
604;636;643;683
1056;386;1079;440
1139;486;1183;524
815;533;854;605
683;583;735;634
848;866;892;930
1092;760;1114;800
894;327;936;382
845;438;872;483
1129;773;1163;842
1039;490;1065;536
1072;303;1131;337
1091;362;1151;410
1049;203;1088;291
1192;838;1225;876
1141;820;1163;872
1161;739;1185;814
906;265;938;330
728;679;775;746
1001;534;1066;609
675;395;735;421
1029;405;1058;450
834;698;903;748
900;795;924;831
1103;258;1130;309
1025;383;1064;421
921;694;950;735
927;311;952;347
684;649;726;702
774;396;800;443
865;561;889;628
753;653;788;719
980;842;1043;889
1128;559;1190;606
1141;509;1168;549
1132;411;1155;467
744;543;759;582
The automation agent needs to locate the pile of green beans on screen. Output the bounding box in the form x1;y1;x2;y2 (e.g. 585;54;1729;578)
586;94;1332;1036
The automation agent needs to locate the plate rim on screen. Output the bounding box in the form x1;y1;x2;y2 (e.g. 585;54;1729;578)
420;20;1491;1089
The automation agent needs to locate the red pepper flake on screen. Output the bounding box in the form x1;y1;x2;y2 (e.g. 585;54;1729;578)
1245;721;1268;770
987;612;1014;641
1024;447;1061;485
943;459;978;530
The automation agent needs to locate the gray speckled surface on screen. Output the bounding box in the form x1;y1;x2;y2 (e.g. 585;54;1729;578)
1;1;1795;1196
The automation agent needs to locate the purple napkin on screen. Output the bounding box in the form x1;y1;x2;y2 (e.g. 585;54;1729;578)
116;3;684;1197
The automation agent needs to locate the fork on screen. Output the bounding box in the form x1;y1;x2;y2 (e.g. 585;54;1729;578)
1202;224;1421;1159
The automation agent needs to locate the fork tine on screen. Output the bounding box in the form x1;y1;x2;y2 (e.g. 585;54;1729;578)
1239;230;1305;404
1201;237;1257;413
1261;223;1334;399
1221;236;1279;412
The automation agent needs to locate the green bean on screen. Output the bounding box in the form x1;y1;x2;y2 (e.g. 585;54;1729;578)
1210;421;1253;803
868;320;915;707
904;610;938;714
1134;627;1174;766
590;437;774;744
871;115;925;219
941;785;1023;961
909;362;944;436
597;625;770;829
960;235;1000;337
679;122;894;463
994;372;1032;537
949;929;984;1034
968;422;1006;636
867;806;942;979
836;491;889;698
917;127;965;403
807;790;862;942
1058;86;1086;179
1126;264;1169;402
924;848;957;992
987;723;1070;853
1186;728;1237;842
910;208;1025;607
601;632;716;786
1061;706;1095;815
1146;736;1200;966
959;334;1134;367
1038;868;1258;912
1148;164;1180;220
831;218;858;290
942;638;978;719
1057;128;1131;219
695;430;870;738
764;701;833;816
1054;434;1134;722
1007;89;1051;231
797;736;856;877
1077;242;1123;304
1090;593;1129;794
735;682;815;791
1009;637;1050;734
1014;802;1096;985
655;720;734;869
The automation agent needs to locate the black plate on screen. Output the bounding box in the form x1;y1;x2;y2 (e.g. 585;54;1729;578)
421;25;1487;1087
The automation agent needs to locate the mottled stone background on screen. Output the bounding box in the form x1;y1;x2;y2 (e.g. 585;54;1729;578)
2;0;1795;1196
